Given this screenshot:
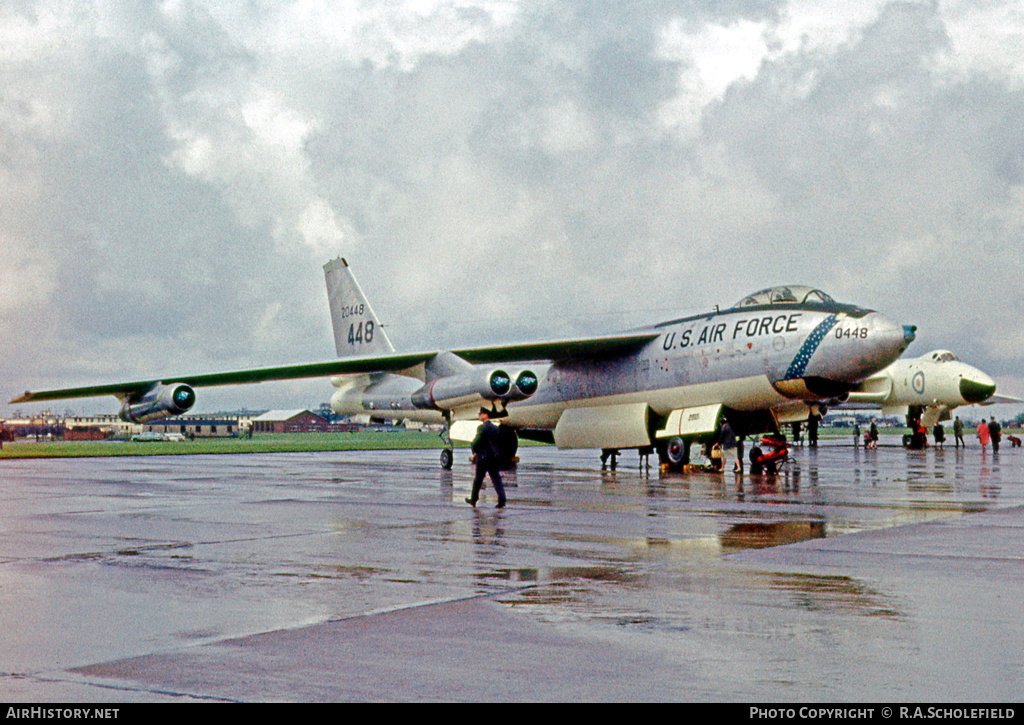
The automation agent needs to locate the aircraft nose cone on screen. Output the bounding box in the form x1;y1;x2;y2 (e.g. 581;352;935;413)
864;314;916;368
960;377;996;404
810;312;915;384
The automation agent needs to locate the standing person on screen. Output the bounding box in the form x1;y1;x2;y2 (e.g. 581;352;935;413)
807;414;819;448
953;416;965;448
933;422;945;449
853;422;861;448
869;420;879;447
912;419;928;449
977;418;990;452
718;419;742;473
466;408;506;508
989;417;1001;453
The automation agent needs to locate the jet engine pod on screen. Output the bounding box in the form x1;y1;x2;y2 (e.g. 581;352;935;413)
507;369;539;401
411;368;516;411
119;383;196;423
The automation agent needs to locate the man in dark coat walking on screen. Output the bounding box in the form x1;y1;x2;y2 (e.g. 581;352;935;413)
466;408;506;508
989;417;1002;453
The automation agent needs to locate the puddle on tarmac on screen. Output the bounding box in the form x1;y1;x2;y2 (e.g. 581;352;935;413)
493;563;908;644
767;572;905;620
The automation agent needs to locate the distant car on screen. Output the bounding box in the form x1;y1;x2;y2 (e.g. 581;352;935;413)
131;431;167;442
163;432;186;441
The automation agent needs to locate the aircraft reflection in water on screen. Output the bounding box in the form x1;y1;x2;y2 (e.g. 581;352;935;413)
12;260;916;471
719;521;827;550
842;349;1016;428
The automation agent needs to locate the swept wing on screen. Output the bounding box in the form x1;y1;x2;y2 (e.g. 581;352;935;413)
9;333;656;404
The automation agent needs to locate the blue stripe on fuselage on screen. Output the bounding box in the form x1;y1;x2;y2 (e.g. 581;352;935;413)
784;315;838;380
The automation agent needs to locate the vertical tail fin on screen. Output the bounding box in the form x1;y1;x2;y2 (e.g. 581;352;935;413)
323;257;395;357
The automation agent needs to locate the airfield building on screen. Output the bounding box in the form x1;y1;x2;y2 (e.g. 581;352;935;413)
251;410;329;434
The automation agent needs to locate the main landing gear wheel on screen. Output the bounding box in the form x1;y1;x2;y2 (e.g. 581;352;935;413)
660;436;689;472
440;448;454;470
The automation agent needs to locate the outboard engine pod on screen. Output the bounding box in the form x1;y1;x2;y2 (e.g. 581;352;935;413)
119;383;196;424
171;385;196;410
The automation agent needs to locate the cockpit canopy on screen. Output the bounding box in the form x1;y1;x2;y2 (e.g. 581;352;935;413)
734;286;837;309
928;350;959;363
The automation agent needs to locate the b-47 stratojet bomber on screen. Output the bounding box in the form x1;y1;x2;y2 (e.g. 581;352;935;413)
841;349;1017;428
12;258;916;470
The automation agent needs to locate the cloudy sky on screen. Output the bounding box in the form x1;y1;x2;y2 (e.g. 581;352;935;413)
2;0;1023;417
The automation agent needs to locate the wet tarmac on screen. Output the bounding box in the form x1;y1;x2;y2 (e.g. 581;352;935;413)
1;441;1022;702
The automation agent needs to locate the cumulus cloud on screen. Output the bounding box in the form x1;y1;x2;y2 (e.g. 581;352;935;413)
2;0;1024;415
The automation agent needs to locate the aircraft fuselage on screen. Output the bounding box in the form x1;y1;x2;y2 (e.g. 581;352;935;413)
331;293;914;447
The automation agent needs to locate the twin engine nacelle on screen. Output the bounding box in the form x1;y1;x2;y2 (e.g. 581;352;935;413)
119;383;196;424
411;368;538;411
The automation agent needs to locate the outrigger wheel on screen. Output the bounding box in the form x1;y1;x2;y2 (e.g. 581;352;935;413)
440;448;454;470
439;412;455;470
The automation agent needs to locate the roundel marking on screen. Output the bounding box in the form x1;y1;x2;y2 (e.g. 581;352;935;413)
912;370;925;395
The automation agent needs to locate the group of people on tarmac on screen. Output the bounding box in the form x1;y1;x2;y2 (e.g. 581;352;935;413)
789;418;822;447
466;407;1014;508
975;416;1004;452
913;415;1005;451
852;414;1013;451
854;421;880;449
710;412;1011;474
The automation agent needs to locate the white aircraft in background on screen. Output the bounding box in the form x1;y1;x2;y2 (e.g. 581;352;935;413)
843;349;1018;427
11;259;917;470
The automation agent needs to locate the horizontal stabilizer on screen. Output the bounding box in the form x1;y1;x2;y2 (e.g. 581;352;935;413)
981;394;1024;405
